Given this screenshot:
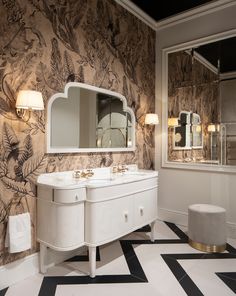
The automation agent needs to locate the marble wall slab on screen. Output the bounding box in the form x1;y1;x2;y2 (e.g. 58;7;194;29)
0;0;155;266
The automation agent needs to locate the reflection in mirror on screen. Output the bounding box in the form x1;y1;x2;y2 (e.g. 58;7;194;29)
47;83;135;153
167;35;236;166
171;111;203;150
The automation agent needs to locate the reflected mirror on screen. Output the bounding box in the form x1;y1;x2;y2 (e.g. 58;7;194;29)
47;83;135;153
171;111;203;150
166;34;236;167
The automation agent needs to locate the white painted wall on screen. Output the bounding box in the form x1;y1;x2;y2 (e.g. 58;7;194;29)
156;3;236;238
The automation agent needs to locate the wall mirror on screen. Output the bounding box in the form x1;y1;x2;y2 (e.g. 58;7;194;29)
162;29;236;172
46;82;135;153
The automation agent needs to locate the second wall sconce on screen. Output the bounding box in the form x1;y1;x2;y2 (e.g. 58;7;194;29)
168;117;178;127
207;124;216;133
145;113;159;125
16;90;44;120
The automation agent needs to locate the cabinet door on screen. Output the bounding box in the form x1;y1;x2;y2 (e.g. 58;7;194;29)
134;188;157;228
85;195;134;245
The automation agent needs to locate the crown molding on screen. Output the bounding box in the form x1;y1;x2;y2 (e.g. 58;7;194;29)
115;0;236;32
114;0;156;30
155;0;236;31
185;49;218;74
220;71;236;80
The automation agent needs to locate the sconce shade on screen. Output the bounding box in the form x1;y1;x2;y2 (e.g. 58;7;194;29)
16;90;44;110
207;124;216;132
145;113;159;125
168;117;178;127
196;125;202;133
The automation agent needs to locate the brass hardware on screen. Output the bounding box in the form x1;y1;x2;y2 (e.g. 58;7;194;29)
73;170;81;179
73;169;94;179
189;239;226;253
80;169;94;178
112;164;128;174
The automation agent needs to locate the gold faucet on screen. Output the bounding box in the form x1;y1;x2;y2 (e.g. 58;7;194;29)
73;169;94;179
112;164;128;174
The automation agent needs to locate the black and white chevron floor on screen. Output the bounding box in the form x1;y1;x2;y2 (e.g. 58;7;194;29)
1;221;236;296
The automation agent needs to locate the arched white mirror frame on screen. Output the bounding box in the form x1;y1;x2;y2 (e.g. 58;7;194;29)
46;82;136;153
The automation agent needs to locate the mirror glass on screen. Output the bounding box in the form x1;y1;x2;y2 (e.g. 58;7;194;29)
47;83;135;153
167;35;236;166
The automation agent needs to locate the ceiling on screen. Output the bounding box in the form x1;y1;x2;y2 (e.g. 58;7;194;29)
130;0;215;22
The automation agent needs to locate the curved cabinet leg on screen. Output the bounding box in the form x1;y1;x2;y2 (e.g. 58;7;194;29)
39;243;47;274
89;246;96;278
150;221;155;242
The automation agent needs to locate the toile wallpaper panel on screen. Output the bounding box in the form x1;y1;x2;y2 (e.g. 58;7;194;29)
0;0;155;265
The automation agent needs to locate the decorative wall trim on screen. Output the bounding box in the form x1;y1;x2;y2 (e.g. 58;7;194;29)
155;0;236;31
220;71;236;80
115;0;236;32
158;207;236;239
185;49;218;74
0;247;86;290
114;0;156;30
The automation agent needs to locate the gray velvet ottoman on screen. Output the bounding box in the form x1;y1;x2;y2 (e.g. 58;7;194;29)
188;204;226;252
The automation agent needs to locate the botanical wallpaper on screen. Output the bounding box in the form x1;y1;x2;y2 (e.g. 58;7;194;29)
0;0;155;265
168;51;219;161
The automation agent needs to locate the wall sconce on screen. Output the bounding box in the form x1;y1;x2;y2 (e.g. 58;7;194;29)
127;138;132;147
16;90;44;120
196;125;202;133
207;124;216;133
168;117;178;127
145;113;159;125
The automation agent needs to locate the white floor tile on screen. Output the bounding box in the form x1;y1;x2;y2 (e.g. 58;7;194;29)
5;274;44;296
55;282;162;296
180;258;236;296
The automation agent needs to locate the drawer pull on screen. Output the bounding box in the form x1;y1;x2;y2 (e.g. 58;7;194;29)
139;206;144;216
124;211;129;222
75;195;79;201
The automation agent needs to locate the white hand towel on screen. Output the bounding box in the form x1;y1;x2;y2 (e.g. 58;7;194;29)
5;213;31;253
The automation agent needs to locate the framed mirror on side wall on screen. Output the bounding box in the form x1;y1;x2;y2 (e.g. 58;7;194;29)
162;29;236;172
47;82;136;153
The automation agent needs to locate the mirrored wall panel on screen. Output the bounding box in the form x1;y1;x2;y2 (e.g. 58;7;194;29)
47;83;135;153
167;35;236;166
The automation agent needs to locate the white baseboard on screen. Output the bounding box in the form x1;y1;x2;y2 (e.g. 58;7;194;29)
0;245;86;290
158;207;188;226
158;207;236;239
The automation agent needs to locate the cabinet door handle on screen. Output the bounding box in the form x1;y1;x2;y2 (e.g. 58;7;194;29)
124;211;129;222
139;206;144;216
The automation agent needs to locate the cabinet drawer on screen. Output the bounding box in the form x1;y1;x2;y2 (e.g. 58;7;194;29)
134;188;157;227
54;188;86;203
85;195;133;245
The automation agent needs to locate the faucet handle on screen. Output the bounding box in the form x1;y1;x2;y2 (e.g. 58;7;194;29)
121;164;128;172
112;165;118;173
86;169;94;177
73;170;81;179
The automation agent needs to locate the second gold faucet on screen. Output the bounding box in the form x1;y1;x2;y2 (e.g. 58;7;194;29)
74;169;94;179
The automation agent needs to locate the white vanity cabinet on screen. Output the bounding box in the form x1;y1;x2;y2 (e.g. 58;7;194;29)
37;168;158;277
85;177;158;246
37;186;86;250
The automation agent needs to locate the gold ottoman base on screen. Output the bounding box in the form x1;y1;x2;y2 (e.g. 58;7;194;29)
189;239;226;253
